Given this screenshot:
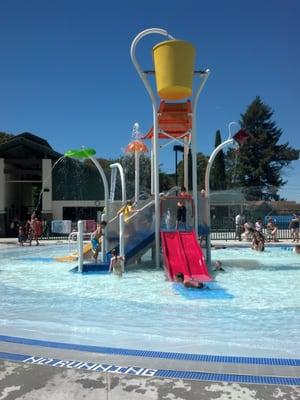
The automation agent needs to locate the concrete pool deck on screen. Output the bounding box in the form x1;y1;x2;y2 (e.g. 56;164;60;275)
0;335;299;400
0;237;299;399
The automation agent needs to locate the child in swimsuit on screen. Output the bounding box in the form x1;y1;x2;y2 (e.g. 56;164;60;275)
175;272;205;289
91;221;107;260
109;249;125;277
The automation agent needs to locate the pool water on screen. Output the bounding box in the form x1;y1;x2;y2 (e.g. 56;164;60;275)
0;244;299;358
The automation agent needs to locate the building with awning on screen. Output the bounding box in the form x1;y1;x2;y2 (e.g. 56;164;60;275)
0;132;104;237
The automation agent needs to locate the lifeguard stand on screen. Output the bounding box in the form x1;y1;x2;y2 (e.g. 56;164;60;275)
131;28;210;267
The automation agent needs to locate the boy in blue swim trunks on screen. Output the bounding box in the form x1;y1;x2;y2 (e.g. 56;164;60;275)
91;221;107;260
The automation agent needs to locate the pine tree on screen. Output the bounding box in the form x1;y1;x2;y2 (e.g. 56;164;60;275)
210;130;227;191
177;151;208;191
228;96;299;200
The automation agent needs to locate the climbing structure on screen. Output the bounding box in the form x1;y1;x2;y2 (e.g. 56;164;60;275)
131;28;210;267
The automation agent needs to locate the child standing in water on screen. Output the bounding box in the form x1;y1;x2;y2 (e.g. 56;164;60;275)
91;221;107;260
109;249;125;277
18;225;26;246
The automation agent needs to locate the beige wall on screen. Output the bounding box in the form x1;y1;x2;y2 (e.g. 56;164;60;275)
42;159;53;213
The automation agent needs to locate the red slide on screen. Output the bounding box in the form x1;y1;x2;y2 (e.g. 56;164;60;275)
161;231;189;280
161;230;212;282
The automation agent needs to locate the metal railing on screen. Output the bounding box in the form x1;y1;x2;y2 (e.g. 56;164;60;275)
210;223;296;241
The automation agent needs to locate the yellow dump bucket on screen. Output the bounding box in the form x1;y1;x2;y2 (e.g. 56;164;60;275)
153;40;195;100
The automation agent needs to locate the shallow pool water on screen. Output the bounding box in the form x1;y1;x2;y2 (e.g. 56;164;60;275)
0;244;299;358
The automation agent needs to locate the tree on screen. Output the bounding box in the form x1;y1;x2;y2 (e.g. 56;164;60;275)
210;130;227;191
226;97;299;200
116;153;151;199
0;132;14;144
177;151;208;190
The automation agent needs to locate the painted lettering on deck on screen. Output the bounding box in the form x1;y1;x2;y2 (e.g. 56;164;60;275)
22;356;157;377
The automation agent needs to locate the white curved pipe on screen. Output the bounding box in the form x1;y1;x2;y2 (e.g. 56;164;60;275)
228;121;240;140
130;28;174;268
204;138;234;269
78;220;84;272
119;212;125;272
134;151;140;204
110;163;126;205
89;156;109;217
191;69;211;235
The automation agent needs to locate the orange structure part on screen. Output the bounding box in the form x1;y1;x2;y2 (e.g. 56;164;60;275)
125;140;148;153
143;100;192;139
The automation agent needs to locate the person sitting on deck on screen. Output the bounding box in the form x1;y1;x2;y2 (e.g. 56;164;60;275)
175;272;205;289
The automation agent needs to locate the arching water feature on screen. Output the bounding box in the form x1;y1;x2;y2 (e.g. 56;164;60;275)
34;156;66;215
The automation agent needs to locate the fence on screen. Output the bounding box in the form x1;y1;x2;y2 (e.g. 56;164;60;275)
210;220;295;241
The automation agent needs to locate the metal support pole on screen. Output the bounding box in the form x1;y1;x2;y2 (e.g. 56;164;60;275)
191;70;210;234
175;149;178;186
152;104;160;267
130;28;175;268
205;138;234;270
109;163;126;205
184;136;189;189
134;151;140;204
101;213;107;262
150;148;154;194
89;156;109;218
78;220;83;272
119;212;125;272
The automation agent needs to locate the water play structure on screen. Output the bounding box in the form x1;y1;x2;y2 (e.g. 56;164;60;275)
59;28;215;279
131;28;210;270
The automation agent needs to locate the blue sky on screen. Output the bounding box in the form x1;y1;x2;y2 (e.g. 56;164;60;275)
0;0;299;199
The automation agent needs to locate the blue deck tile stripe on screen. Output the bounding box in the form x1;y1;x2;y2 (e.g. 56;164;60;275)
0;352;300;386
0;334;299;367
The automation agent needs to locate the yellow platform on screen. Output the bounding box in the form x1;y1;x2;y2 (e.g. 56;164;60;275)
55;243;92;262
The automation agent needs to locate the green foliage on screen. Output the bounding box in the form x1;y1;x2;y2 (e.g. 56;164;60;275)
0;131;14;144
177;151;208;190
196;152;209;190
115;153;151;199
114;154;175;197
210;130;227;191
226;96;299;200
160;169;175;191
